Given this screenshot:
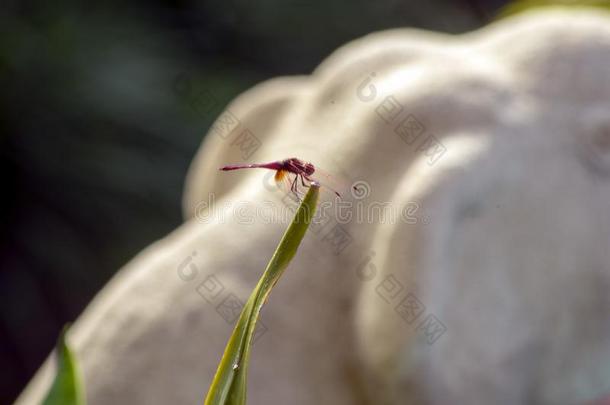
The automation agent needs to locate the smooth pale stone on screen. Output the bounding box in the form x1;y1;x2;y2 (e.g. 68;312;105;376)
16;9;610;405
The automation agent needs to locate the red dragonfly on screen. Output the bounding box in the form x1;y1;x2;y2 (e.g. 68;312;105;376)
220;157;355;199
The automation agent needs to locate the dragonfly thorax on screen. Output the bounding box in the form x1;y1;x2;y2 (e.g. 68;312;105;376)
284;158;315;176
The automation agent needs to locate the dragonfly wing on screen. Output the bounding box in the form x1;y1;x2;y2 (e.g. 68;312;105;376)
310;167;353;198
275;170;307;201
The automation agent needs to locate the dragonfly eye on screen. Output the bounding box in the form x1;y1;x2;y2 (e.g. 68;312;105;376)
304;164;315;175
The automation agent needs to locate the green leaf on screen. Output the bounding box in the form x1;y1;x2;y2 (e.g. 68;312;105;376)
204;184;320;405
498;0;610;18
43;325;86;405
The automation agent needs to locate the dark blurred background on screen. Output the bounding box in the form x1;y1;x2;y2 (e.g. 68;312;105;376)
0;0;509;402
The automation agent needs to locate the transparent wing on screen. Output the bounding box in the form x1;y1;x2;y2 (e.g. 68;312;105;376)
275;170;307;201
310;166;354;199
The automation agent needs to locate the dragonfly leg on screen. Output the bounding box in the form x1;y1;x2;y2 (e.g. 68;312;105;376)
290;175;298;193
290;175;303;201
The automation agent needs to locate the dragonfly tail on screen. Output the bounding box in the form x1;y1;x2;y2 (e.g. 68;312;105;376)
219;161;283;171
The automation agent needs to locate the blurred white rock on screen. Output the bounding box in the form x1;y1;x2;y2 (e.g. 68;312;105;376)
16;9;610;405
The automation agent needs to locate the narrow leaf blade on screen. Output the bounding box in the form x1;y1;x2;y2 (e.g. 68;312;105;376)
204;184;320;405
43;326;86;405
